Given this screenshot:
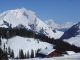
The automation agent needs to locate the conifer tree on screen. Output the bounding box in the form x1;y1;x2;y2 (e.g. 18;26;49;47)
35;49;40;57
19;49;24;59
10;50;14;58
8;47;11;55
24;53;27;59
30;49;34;58
0;48;3;60
0;38;1;46
27;51;29;58
3;43;5;50
3;49;8;60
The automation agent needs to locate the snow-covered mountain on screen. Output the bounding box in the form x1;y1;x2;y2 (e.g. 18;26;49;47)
60;22;80;47
61;22;80;39
44;19;59;29
0;8;63;39
44;19;76;32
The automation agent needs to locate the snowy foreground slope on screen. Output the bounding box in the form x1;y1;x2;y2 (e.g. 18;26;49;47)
0;8;63;39
1;36;53;57
64;35;80;47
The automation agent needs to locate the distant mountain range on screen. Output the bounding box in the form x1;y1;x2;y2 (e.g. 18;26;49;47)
44;18;80;47
44;19;76;32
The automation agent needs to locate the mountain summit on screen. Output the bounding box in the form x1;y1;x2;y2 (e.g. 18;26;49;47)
0;8;36;28
0;8;63;39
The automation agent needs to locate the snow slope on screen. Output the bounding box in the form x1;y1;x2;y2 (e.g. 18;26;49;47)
0;8;63;39
64;35;80;47
1;36;53;57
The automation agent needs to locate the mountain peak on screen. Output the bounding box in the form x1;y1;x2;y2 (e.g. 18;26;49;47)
44;19;58;29
0;8;36;28
44;19;56;23
19;7;35;15
76;22;80;28
20;7;26;11
0;8;63;39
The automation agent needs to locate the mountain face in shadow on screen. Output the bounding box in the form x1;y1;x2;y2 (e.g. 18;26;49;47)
61;22;80;39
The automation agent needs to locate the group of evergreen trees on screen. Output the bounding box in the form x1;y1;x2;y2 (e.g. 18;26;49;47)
0;46;14;60
0;27;80;59
17;49;40;59
0;48;8;60
0;36;14;60
0;27;35;39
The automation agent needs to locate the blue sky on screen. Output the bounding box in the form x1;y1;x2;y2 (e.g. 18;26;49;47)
0;0;80;23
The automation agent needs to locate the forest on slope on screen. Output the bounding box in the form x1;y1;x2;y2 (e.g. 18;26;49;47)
0;27;80;59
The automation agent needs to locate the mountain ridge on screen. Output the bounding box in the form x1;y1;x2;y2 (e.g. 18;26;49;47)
61;22;80;39
44;19;76;32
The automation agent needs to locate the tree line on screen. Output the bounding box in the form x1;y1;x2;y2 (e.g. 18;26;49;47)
0;27;80;52
17;49;40;59
0;41;14;60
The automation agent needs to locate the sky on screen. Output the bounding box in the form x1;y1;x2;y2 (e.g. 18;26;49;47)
0;0;80;23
